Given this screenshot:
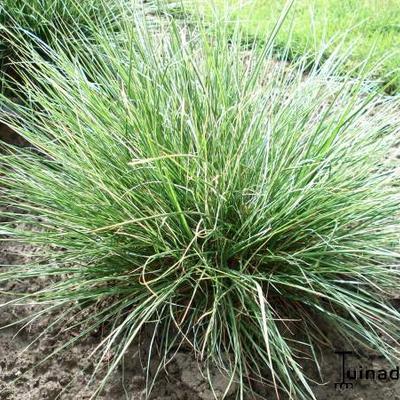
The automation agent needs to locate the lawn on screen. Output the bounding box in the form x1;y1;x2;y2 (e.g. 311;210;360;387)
197;0;400;92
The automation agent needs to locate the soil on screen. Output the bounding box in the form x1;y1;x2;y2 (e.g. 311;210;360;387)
2;115;400;400
0;123;26;147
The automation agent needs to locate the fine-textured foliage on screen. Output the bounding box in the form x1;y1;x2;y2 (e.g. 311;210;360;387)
0;0;119;33
1;4;400;399
0;0;143;90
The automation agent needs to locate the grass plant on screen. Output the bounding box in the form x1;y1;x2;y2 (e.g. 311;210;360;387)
1;2;400;398
0;0;142;91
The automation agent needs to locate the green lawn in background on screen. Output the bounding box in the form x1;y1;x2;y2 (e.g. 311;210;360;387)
198;0;400;92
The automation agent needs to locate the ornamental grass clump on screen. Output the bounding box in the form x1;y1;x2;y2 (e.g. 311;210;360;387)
0;0;114;91
0;0;120;35
0;0;159;91
1;4;400;399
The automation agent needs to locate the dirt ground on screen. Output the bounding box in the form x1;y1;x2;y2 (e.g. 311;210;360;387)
2;124;400;400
